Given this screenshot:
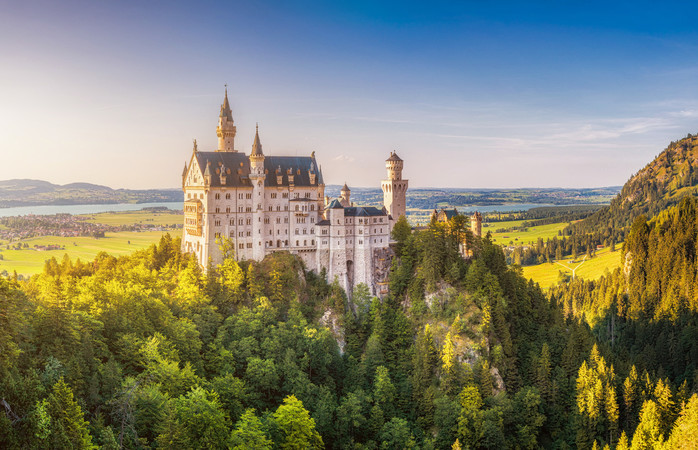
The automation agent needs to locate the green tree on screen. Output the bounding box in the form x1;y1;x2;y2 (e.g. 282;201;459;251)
156;387;231;449
46;378;94;449
230;408;272;450
630;400;664;450
272;395;323;450
664;394;698;449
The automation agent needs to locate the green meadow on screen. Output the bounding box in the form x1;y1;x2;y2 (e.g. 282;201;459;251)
0;231;182;276
486;219;569;245
0;210;183;277
522;245;623;289
78;210;183;226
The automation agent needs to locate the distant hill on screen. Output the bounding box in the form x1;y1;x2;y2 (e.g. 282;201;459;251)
0;179;183;208
569;133;698;235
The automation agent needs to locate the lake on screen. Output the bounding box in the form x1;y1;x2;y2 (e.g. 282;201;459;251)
0;202;183;218
0;201;558;218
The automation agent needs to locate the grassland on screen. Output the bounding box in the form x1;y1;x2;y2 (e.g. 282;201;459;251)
0;210;182;277
486;219;569;246
79;210;182;226
522;245;623;289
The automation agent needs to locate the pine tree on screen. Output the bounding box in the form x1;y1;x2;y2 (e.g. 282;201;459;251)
46;378;94;449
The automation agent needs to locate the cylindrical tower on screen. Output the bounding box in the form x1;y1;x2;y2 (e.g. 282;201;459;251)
381;151;408;227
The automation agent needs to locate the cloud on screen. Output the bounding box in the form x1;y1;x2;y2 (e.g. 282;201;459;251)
334;154;355;162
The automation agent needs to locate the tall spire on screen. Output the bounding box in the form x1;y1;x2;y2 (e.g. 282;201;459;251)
251;123;263;157
216;85;236;152
220;84;233;121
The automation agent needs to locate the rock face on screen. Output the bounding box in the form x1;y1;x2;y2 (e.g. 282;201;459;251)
319;308;345;354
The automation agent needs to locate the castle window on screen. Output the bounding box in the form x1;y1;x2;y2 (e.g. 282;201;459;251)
215;207;220;213
311;228;314;234
247;231;251;236
285;240;288;245
214;232;220;238
359;229;363;234
310;205;314;211
247;243;252;248
239;243;244;249
311;217;315;223
284;205;289;211
276;206;281;211
282;193;288;198
295;229;299;235
271;193;277;199
226;193;231;199
214;219;221;226
246;207;252;212
303;229;306;234
226;207;230;213
296;240;299;246
238;207;243;212
276;218;281;224
246;193;252;199
239;193;244;199
229;231;234;237
359;240;363;244
239;232;244;237
200;194;203;199
264;218;270;224
304;240;307;246
295;205;299;211
215;193;220;199
239;219;243;225
311;240;314;245
246;219;251;225
284;218;289;223
305;192;310;198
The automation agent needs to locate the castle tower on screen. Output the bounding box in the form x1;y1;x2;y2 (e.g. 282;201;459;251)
471;212;482;238
249;124;266;260
339;183;351;207
216;87;237;152
381;151;408;226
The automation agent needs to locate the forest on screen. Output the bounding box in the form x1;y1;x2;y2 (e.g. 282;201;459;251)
1;211;697;449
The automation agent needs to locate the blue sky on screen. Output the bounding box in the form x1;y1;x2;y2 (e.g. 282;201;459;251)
2;0;698;188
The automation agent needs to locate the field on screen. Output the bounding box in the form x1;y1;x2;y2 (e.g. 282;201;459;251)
79;210;183;226
522;245;623;288
0;210;183;277
486;219;569;245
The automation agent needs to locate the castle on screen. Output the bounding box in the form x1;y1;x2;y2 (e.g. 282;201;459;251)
181;90;408;295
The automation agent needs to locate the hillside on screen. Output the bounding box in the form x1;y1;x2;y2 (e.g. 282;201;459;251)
569;133;698;236
0;179;182;207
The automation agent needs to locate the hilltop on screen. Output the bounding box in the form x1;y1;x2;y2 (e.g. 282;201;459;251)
0;179;182;207
569;133;698;236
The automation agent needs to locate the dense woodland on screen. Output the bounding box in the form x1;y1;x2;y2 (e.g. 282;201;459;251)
1;209;697;449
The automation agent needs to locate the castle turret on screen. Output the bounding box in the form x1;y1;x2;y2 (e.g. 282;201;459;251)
216;86;237;152
471;212;482;238
249;124;266;260
381;151;408;227
340;182;351;207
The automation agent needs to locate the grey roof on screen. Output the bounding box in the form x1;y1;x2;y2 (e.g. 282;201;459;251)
344;206;387;217
192;151;323;188
220;88;233;121
316;219;331;226
387;151;402;162
251;125;263;157
327;199;343;209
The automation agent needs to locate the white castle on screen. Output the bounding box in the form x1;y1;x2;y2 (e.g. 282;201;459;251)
181;90;408;295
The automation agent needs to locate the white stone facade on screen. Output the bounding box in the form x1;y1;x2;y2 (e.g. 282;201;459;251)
181;92;407;295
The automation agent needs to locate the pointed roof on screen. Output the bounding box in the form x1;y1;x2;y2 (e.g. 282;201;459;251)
182;162;188;176
327;199;343;209
387;151;402;162
203;160;212;177
341;182;350;192
219;86;233;121
251;123;263;157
